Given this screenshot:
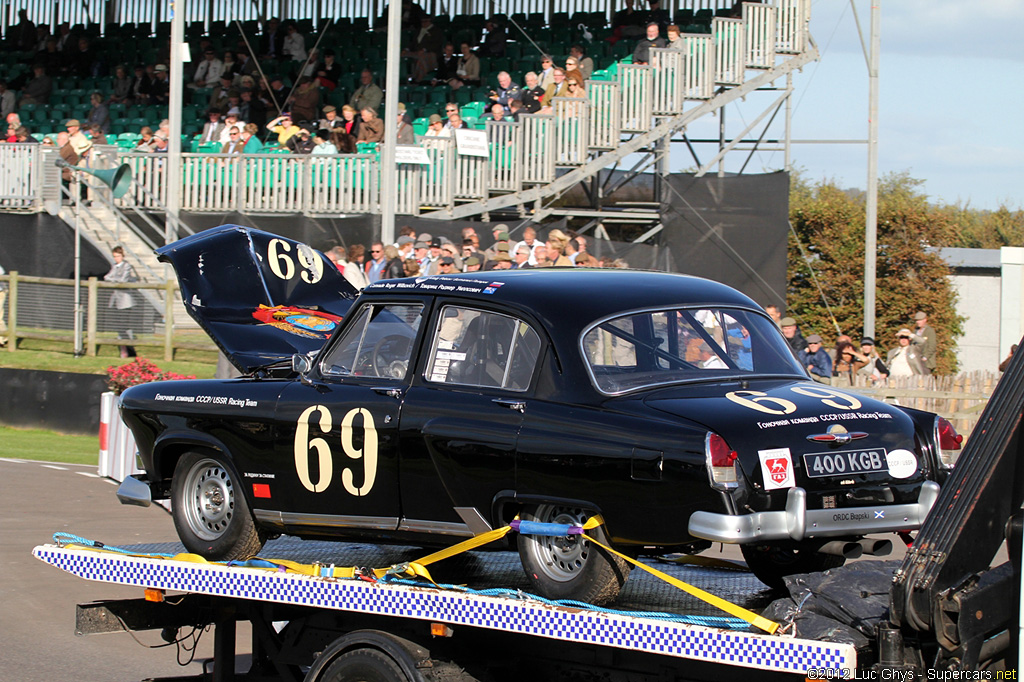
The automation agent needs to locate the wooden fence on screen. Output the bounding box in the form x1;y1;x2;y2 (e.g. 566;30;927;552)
846;372;999;443
1;272;217;361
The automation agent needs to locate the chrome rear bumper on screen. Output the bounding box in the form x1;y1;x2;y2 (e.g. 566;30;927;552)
688;481;940;543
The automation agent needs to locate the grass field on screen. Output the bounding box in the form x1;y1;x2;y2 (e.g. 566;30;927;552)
0;338;218;378
0;425;98;465
0;342;217;465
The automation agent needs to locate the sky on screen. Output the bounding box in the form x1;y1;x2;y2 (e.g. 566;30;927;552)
671;0;1024;210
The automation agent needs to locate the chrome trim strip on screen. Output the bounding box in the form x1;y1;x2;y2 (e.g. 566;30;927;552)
454;507;494;536
397;518;475;537
254;510;400;532
688;482;941;544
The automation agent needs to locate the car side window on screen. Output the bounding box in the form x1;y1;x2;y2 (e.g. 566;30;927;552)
320;303;423;379
424;305;541;391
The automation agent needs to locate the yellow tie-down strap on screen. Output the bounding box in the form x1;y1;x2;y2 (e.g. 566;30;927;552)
577;517;779;635
57;518;777;634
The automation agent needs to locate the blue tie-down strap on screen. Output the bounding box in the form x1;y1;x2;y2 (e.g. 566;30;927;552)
510;519;585;537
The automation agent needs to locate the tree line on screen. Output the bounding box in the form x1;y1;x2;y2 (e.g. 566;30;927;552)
786;171;1023;375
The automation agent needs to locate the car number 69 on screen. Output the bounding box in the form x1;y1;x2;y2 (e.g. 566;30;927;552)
725;386;863;415
294;405;378;496
268;238;323;285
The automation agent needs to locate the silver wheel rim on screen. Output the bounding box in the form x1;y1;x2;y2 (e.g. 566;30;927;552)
523;505;592;583
181;458;235;542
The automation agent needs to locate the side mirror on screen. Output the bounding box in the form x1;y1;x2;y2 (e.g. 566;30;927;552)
292;352;313;375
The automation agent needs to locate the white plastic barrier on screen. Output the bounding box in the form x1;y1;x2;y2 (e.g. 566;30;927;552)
98;391;139;483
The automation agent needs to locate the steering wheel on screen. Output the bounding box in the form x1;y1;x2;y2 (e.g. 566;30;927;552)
371;335;412;378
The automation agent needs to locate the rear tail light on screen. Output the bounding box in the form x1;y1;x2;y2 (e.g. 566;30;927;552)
934;416;963;468
705;432;740;489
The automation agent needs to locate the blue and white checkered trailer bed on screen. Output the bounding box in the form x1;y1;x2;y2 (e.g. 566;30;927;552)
33;539;856;681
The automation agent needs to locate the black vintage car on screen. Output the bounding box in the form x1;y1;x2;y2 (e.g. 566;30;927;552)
117;226;963;602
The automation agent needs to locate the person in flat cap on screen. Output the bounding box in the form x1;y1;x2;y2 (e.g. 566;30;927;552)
799;334;832;384
319;104;343;131
490;251;512;269
887;328;927;376
485;226;512;261
424;113;447;137
464;255;482;272
437;255;457;274
912;311;936;374
779;316;807;359
850;337;889;385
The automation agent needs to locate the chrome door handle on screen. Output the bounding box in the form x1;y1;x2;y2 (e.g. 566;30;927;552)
492;398;526;413
372;387;404;399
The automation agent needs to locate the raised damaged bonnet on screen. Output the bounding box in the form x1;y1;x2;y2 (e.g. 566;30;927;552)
157;225;357;373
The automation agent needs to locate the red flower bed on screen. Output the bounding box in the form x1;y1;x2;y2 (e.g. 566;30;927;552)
106;358;196;395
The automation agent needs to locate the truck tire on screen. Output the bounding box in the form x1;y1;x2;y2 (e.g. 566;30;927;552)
171;451;265;560
318;648;411;682
741;542;845;591
517;504;630;606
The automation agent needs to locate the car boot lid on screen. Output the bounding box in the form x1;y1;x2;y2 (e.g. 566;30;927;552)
157;225;357;374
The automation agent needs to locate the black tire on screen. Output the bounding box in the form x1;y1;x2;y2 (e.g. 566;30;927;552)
319;648;411;682
171;451;265;560
517;504;631;606
741;543;845;591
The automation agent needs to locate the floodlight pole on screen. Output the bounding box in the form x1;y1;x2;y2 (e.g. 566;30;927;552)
862;1;880;339
166;0;185;247
73;176;84;357
379;0;403;246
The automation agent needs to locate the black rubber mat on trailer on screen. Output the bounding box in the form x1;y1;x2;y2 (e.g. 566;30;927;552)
122;537;775;618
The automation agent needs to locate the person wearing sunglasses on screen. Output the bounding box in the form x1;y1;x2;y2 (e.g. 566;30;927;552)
365;242;388;283
220;126;244;154
538;55;555;89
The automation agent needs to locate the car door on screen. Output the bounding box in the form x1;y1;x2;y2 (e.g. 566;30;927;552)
265;300;427;536
399;303;544;536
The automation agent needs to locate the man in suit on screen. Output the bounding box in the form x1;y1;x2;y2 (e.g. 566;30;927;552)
220;125;244;154
199;108;226;145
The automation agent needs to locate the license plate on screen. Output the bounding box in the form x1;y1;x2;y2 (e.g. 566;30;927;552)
803;449;887;478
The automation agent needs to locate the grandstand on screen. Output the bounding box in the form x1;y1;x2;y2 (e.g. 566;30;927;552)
0;0;814;281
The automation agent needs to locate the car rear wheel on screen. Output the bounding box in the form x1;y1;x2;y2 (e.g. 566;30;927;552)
741;542;845;591
517;504;630;606
171;451;265;560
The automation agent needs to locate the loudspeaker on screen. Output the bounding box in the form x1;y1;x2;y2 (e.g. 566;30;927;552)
54;160;133;199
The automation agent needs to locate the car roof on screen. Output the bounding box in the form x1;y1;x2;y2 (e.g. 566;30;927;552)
362;269;762;328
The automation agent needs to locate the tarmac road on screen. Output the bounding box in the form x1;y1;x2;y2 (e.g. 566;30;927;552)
0;457;251;682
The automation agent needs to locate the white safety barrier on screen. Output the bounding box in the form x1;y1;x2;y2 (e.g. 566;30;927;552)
586;80;621;150
713;17;746;86
97;391;138;483
486;121;522;193
650;48;685;116
520;114;556;185
743;2;777;69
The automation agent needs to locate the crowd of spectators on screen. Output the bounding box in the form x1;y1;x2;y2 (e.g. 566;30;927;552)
324;223;626;289
0;0;693;155
764;305;941;385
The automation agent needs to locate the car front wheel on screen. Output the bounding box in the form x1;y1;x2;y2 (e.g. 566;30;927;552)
171;451;265;560
517;504;630;606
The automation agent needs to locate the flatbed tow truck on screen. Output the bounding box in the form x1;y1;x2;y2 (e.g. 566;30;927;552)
33;350;1024;681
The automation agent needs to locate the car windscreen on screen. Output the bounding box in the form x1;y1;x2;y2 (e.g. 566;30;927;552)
581;307;806;394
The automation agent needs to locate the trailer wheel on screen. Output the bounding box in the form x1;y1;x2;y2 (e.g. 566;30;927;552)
741;543;845;591
319;648;410;682
517;504;630;606
171;451;265;560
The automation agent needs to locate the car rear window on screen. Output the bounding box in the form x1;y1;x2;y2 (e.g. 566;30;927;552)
582;307;805;394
